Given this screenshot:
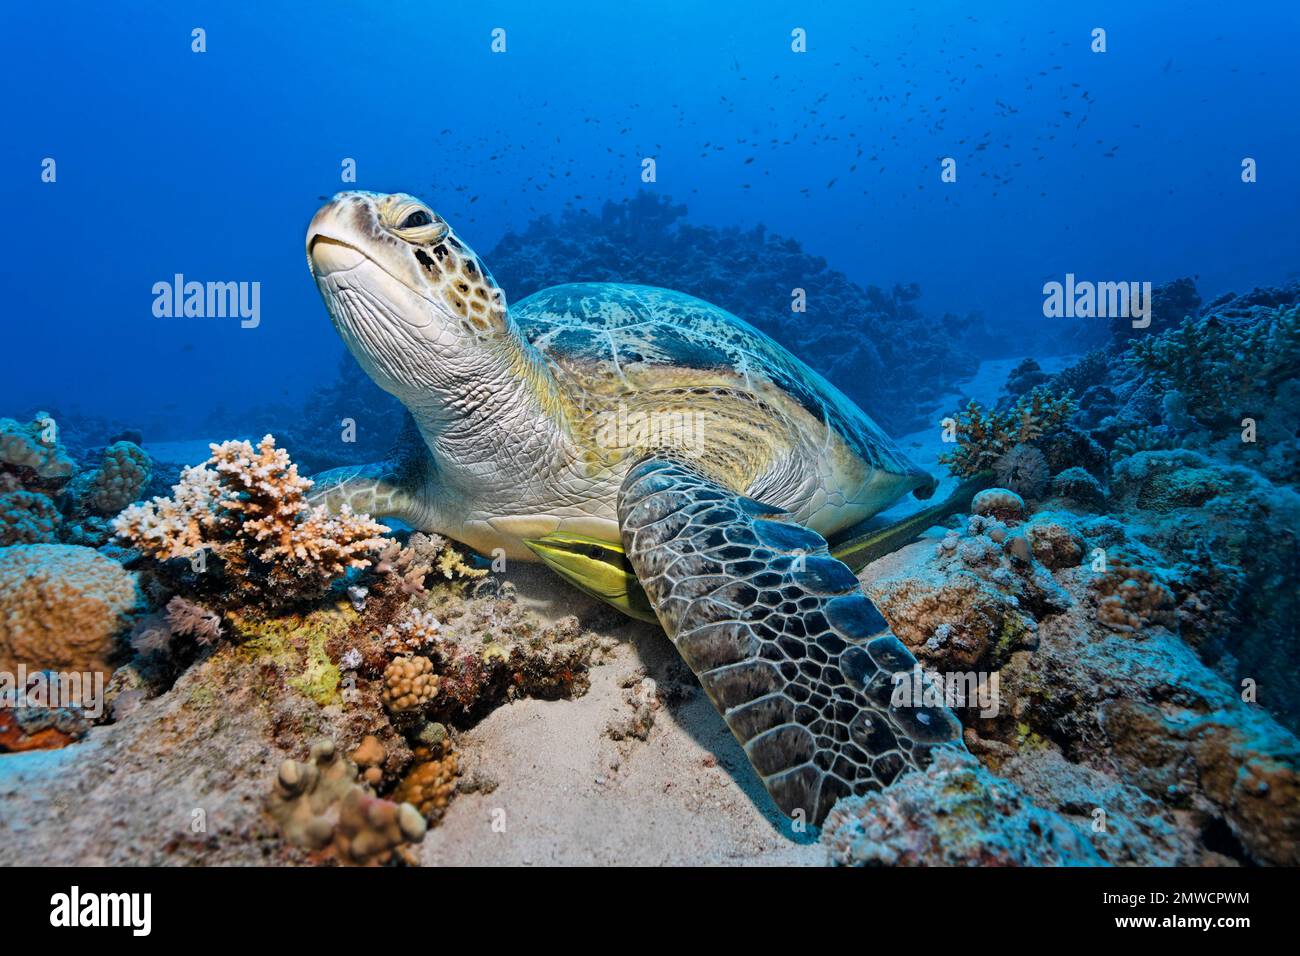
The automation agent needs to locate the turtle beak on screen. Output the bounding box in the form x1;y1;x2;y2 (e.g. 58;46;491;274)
307;198;367;278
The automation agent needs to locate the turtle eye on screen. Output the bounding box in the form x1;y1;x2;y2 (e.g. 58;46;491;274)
400;209;432;229
386;202;449;243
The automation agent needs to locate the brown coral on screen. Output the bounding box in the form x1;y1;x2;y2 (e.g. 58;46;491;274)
165;596;223;646
374;532;485;595
392;742;460;823
114;435;389;607
1091;556;1178;634
970;487;1025;521
268;738;425;866
381;656;438;712
0;544;137;674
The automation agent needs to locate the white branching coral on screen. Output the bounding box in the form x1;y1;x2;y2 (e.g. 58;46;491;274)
381;605;443;655
114;435;389;607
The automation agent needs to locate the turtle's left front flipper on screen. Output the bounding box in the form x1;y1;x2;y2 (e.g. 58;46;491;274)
306;414;435;527
618;457;963;825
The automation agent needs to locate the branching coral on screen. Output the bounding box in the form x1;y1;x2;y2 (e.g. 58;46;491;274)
1113;425;1172;460
1129;305;1300;430
380;605;442;655
115;435;389;607
373;532;484;594
939;387;1077;477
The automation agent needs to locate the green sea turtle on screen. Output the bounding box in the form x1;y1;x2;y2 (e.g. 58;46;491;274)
305;191;964;824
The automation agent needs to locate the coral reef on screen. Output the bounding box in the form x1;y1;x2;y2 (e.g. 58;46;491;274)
0;488;60;545
334;584;600;727
0;544;137;674
381;656;439;713
115;435;389;608
1090;555;1178;634
391;741;460;824
0;412;76;489
939;387;1077;477
1129;305;1299;431
268;738;426;866
1049;466;1106;510
823;748;1105;866
67;440;152;517
860;500;1300;865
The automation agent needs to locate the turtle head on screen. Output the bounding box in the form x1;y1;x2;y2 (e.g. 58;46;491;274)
306;191;508;397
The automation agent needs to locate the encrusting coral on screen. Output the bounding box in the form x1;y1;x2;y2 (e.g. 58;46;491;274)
1090;555;1178;635
114;435;389;607
860;505;1300;865
0;412;76;489
0;488;60;545
822;748;1104;866
0;544;138;675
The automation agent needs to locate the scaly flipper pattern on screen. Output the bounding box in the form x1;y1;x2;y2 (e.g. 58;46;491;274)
618;457;963;824
307;415;434;527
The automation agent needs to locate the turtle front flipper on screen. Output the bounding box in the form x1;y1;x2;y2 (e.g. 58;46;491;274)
618;457;964;826
307;419;435;527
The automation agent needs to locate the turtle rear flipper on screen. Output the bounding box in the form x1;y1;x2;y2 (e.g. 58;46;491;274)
618;457;963;826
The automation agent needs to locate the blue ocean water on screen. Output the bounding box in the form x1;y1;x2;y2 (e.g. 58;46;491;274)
3;1;1297;433
2;2;1300;872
